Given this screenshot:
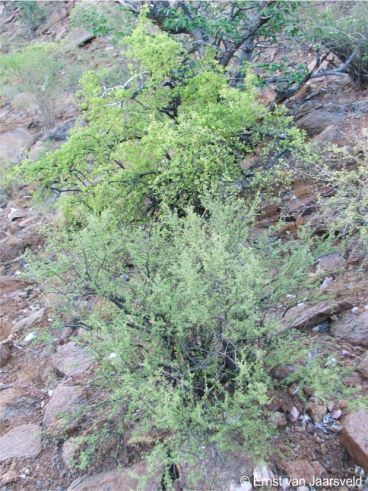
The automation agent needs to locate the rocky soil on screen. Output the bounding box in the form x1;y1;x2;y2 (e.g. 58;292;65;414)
1;2;368;490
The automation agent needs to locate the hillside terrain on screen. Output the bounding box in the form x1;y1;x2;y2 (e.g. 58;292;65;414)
0;2;368;490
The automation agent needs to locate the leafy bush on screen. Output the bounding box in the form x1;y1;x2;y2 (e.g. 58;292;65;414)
0;42;86;128
70;1;136;40
21;15;306;222
16;0;47;37
26;193;348;485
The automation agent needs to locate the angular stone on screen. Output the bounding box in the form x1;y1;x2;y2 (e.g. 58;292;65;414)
52;342;93;376
331;311;368;346
12;308;45;334
341;410;368;471
281;460;326;485
287;195;315;216
64;27;94;49
7;208;29;221
67;461;161;491
285;300;352;329
0;424;41;462
296;110;342;137
43;383;87;432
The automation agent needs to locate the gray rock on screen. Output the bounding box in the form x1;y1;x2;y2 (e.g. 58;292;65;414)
7;207;29;221
44;120;75;142
43;383;87;432
67;461;161;491
52;342;93;376
331;311;368;346
0;424;41;462
12;308;45;334
64;28;94;49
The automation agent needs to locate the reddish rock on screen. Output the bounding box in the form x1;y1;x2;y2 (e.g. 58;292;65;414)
282;459;326;485
287;194;315;216
296;110;342;137
285;300;352;329
341;410;368;471
331;311;368;346
258;203;280;219
43;383;87;432
67;461;161;491
52;342;94;376
0;424;42;462
0;276;30;295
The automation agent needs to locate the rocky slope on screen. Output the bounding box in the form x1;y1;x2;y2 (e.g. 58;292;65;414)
1;2;368;490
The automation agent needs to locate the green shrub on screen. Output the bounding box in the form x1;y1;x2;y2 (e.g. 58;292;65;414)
26;193;348;485
307;3;368;87
16;0;47;37
70;1;135;40
0;42;86;128
20;15;306;222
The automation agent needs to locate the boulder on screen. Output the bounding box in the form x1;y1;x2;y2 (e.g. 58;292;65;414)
341;410;368;471
44;119;75;142
7;207;29;221
331;311;368;346
67;461;161;491
295;110;342;137
52;342;94;376
0;128;34;163
43;383;87;432
12;308;45;334
0;424;42;462
64;28;94;49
